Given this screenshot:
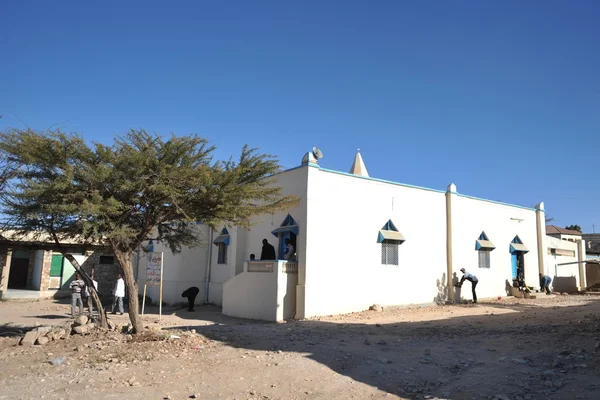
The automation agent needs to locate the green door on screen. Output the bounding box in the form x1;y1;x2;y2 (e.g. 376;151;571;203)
60;257;77;290
49;255;64;289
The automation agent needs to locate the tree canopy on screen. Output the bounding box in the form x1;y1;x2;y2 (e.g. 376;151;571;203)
0;128;297;332
565;224;582;233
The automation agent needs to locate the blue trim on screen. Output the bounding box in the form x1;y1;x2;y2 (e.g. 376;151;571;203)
511;235;523;244
475;241;482;250
381;219;398;232
319;168;446;194
457;193;536;211
281;214;297;227
272;163;534;212
478;232;489;241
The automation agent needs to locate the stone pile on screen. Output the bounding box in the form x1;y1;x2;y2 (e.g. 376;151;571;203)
19;315;100;346
19;326;67;346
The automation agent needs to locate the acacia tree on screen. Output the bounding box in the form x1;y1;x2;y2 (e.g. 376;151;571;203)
0;129;296;333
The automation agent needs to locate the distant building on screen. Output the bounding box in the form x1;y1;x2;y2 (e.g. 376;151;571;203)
582;233;600;260
546;225;582;242
0;232;119;300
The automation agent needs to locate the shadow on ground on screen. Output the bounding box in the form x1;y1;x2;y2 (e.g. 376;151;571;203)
158;298;600;400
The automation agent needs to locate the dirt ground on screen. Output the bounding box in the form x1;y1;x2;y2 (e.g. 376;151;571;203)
1;295;599;400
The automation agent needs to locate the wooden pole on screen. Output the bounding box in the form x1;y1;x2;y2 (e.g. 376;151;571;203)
141;283;147;316
159;253;163;321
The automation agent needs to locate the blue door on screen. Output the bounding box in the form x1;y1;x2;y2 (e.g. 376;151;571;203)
511;253;518;279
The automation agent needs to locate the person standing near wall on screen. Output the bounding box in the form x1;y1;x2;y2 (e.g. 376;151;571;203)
69;273;85;317
111;273;125;315
84;274;99;315
260;239;276;260
457;268;479;304
284;238;295;261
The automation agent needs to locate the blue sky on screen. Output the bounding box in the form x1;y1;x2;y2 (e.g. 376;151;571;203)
1;1;599;231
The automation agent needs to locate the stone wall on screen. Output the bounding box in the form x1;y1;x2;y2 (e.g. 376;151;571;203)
80;250;121;300
0;249;10;295
40;251;52;291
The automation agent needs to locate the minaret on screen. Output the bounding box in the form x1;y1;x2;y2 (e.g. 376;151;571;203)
349;149;369;177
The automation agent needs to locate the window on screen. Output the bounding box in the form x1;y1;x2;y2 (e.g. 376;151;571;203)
381;241;399;265
475;231;494;268
478;249;491;268
377;219;405;266
213;228;230;264
99;256;114;265
271;214;299;261
217;242;227;264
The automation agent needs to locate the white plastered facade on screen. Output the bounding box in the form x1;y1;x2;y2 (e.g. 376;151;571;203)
135;152;586;320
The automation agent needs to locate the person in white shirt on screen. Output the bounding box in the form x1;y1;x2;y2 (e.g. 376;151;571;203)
84;275;99;315
457;268;479;304
112;273;125;315
284;238;295;261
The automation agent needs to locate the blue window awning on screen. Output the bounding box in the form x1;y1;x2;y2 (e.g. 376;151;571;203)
213;228;230;246
213;234;230;246
271;224;299;237
510;243;529;253
476;239;496;250
377;230;405;243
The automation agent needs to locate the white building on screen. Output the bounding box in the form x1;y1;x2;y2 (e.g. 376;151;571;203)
136;150;587;321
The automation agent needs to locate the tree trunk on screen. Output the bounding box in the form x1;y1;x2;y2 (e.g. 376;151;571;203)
113;249;143;334
61;253;108;330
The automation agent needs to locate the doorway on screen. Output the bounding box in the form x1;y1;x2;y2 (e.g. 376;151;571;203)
278;232;297;261
511;252;525;280
7;250;30;289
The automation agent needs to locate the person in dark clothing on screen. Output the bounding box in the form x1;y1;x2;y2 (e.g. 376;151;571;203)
181;286;200;311
260;239;276;260
539;273;552;295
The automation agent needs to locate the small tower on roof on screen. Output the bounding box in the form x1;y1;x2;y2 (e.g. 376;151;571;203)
349;149;369;177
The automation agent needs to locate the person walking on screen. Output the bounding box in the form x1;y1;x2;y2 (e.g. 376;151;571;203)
69;273;85;317
457;268;479;304
112;273;125;315
539;273;552;295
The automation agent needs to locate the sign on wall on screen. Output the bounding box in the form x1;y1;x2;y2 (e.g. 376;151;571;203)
146;252;163;287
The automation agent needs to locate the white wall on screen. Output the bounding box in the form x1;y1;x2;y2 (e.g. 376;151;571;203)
135;166;309;307
136;224;211;306
222;261;298;321
302;168;448;318
452;195;539;300
208;227;241;306
545;236;580;292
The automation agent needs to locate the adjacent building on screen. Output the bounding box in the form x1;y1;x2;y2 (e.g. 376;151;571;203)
0;232;119;300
